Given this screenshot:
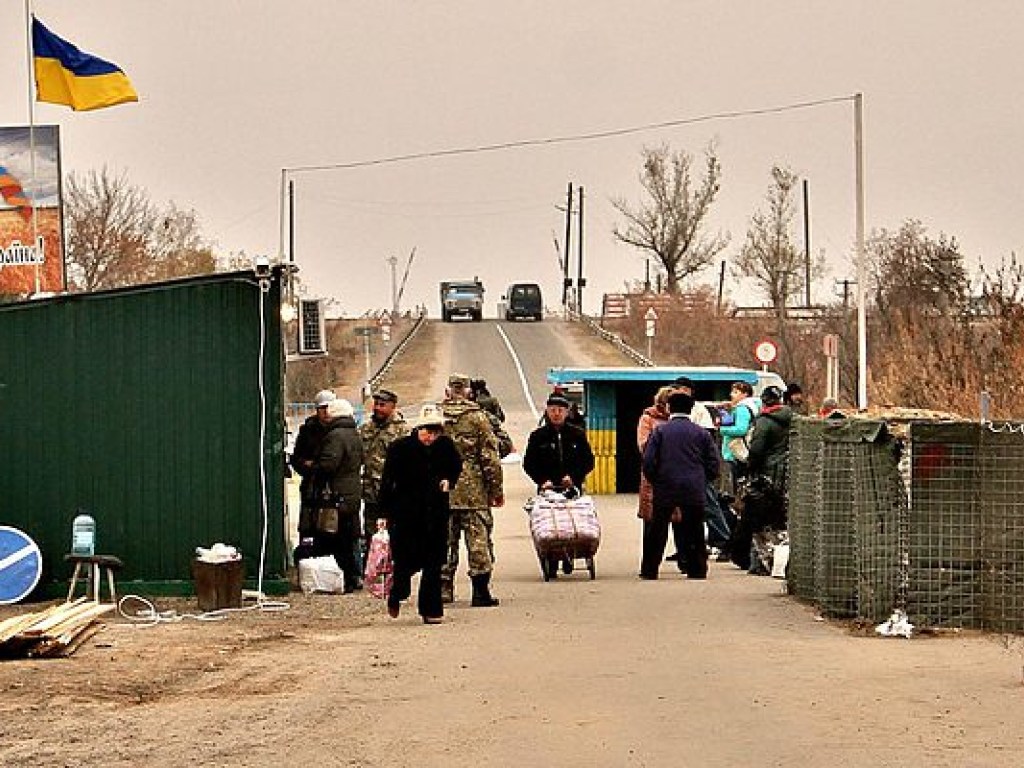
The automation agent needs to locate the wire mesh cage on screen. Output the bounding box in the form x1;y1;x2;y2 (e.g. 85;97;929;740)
785;419;822;600
853;435;905;623
906;423;983;628
979;428;1024;632
789;418;1024;633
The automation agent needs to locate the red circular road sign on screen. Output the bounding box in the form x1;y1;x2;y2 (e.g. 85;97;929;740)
753;339;778;364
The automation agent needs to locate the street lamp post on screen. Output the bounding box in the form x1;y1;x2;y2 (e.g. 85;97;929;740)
854;92;867;410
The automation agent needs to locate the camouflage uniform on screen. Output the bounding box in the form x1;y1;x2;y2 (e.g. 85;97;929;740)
359;412;409;541
440;383;503;604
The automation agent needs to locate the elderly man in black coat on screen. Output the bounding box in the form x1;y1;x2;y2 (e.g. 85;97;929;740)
641;392;720;579
379;405;463;624
523;393;595;493
524;393;596;576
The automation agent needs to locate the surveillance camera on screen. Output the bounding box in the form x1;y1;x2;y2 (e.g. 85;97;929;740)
254;255;271;277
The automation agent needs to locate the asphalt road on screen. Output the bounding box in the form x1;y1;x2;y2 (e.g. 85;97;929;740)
445;317;600;421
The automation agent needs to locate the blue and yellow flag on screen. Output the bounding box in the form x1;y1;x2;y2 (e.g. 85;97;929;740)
32;17;138;111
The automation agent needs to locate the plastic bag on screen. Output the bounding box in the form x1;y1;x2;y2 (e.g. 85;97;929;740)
298;555;345;594
364;522;393;599
727;435;749;462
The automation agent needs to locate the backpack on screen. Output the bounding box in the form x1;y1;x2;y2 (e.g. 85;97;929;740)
486;411;514;458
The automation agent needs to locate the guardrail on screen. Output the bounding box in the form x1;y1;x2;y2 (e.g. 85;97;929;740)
367;311;428;392
568;309;654;367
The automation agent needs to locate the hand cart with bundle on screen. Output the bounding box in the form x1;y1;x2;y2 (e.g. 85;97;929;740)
525;490;601;581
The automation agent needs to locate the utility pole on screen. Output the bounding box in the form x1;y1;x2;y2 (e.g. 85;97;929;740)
387;254;399;318
288;179;295;305
835;278;854;310
803;178;811;308
717;260;726;316
362;330;372;385
576;186;586;314
854;92;867;410
562;183;573;311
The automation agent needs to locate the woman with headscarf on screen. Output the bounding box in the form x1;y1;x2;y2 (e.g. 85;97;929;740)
379;404;463;624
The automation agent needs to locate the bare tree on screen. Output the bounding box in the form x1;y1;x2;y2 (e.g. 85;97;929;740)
65;168;154;291
612;144;728;294
868;219;968;326
65;167;216;291
735;166;816;314
147;203;216;282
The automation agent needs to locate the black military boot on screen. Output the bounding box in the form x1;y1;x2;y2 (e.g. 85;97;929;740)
470;573;500;607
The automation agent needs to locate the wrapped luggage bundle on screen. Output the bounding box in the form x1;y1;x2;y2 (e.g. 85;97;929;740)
527;490;600;580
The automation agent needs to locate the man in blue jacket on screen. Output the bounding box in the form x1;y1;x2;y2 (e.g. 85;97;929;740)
641;391;720;579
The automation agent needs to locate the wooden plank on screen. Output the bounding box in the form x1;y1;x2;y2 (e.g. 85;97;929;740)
21;600;99;636
30;607;112;658
48;604;115;638
57;624;103;657
0;599;84;643
0;612;40;639
35;623;103;658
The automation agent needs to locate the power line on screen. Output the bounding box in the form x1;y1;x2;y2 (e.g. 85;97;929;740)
285;95;855;175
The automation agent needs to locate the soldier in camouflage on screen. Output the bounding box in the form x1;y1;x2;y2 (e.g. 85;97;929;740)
470;387;514;565
440;372;505;607
358;389;409;550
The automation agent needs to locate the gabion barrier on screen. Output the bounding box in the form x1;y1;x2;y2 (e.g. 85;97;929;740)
788;418;1024;631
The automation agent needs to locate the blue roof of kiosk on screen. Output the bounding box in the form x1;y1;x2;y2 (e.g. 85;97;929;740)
547;366;762;385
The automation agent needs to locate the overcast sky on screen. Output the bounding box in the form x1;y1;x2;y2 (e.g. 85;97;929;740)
2;2;1021;315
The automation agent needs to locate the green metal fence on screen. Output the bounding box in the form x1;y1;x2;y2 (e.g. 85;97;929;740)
0;271;286;596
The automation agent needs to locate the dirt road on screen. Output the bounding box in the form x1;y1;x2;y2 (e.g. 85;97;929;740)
2;319;1023;766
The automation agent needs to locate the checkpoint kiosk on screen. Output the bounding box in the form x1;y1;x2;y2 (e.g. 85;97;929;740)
546;366;785;494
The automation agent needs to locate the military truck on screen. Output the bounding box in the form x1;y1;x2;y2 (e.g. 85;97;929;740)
440;279;484;322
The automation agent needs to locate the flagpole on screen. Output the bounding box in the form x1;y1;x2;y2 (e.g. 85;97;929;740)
23;0;41;295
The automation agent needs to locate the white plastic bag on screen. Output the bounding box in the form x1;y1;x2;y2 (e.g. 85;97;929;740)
771;542;790;578
298;555;345;594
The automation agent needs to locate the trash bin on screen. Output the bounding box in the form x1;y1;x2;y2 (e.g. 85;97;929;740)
192;558;244;611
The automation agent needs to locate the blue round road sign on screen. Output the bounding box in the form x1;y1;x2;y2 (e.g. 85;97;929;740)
0;526;43;605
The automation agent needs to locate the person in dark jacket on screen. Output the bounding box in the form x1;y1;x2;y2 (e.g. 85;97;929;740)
312;397;365;593
747;385;794;494
730;386;793;572
289;390;336;541
523;393;596;576
524;394;595;492
379;405;463;624
641;392;720;579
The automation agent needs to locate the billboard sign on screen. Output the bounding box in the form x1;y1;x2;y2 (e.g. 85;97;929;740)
0;125;63;295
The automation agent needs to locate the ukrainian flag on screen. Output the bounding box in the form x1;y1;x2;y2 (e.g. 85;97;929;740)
32;17;138;112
